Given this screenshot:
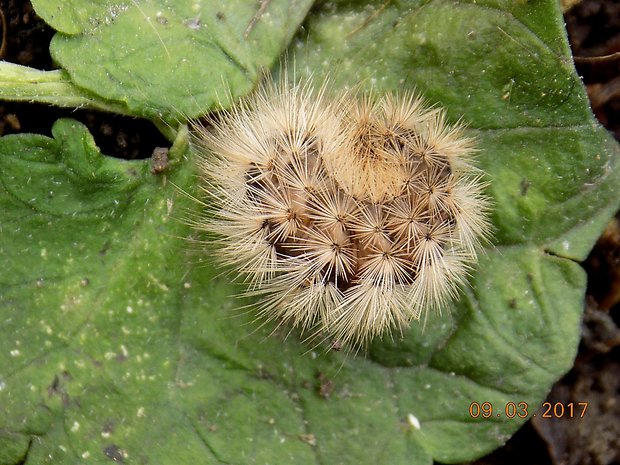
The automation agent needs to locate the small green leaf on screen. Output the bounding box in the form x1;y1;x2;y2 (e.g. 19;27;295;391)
33;0;314;120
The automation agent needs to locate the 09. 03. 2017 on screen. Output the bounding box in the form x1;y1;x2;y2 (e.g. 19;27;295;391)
468;401;588;419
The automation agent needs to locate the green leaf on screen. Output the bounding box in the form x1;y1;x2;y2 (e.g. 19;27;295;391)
33;0;314;120
2;1;620;464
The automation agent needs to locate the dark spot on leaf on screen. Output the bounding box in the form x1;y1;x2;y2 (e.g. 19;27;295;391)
103;445;125;463
316;372;335;399
47;373;71;406
102;420;115;435
99;240;111;256
47;375;59;396
520;179;531;196
256;367;273;380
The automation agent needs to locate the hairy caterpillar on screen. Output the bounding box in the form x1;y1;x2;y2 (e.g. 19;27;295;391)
191;78;491;348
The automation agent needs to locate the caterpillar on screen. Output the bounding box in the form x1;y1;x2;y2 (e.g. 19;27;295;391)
190;77;491;348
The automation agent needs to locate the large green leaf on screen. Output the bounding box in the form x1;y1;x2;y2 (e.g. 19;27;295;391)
1;1;619;464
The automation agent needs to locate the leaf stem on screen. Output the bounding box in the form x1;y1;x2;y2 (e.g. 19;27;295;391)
0;62;132;116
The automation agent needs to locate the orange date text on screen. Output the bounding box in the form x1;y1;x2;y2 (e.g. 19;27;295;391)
468;401;588;419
